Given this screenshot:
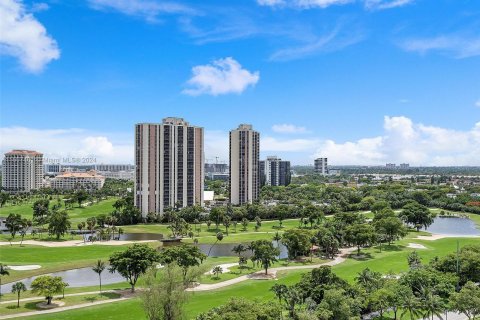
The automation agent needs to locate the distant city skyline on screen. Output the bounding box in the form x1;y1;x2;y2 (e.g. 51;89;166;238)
1;0;479;166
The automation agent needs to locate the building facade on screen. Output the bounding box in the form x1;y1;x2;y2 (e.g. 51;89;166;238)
229;124;260;205
95;164;135;172
260;156;291;187
314;157;328;175
51;170;105;190
134;118;204;217
2;150;44;193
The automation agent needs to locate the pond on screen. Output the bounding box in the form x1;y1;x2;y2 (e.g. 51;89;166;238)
196;241;289;259
425;217;480;236
1;267;125;292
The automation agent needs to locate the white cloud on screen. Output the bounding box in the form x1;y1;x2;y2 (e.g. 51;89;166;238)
88;0;195;22
270;27;363;61
31;2;49;12
258;0;353;8
313;116;480;166
0;0;60;72
183;57;260;96
258;0;412;9
272;124;308;134
364;0;413;10
0;127;133;164
400;35;480;59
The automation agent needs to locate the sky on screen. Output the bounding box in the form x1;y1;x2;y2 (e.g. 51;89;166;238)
0;0;479;166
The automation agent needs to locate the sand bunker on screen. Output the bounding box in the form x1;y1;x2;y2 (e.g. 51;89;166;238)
407;243;427;249
8;265;41;270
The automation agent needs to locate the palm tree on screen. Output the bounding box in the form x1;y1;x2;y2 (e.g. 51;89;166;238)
92;260;106;293
0;264;9;300
400;290;421;320
11;282;26;307
77;222;85;243
420;287;445;320
207;232;224;257
212;266;223;279
273;232;282;247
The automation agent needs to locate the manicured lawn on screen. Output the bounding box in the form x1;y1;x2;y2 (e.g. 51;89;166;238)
0;292;121;316
0;197;119;224
0;244;133;283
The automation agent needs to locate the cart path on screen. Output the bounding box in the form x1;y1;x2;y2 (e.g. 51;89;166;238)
188;247;356;292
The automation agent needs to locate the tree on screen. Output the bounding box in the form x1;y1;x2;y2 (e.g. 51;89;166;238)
222;215;231;235
399;287;422;320
159;244;206;284
92;260;106;293
407;251;422;269
141;263;204;320
449;281;480;320
48;211;71;240
281;229;312;260
345;223;376;255
419;286;445;320
11;282;26;307
109;244;160;292
270;283;288;304
369;287;393;319
0;191;9;207
400;202;436;231
430;244;480;285
5;213;22;239
355;268;383;293
32;199;50;226
86;217;96;241
232;244;246;257
241;218;249;231
275;204;289;228
30;275;64;305
374;216;407;245
196;298;282;320
74;189;89;207
207;232;224;257
0;264;10;300
251;240;280;274
211;266;222;279
77;222;86;243
209;207;224;231
273;232;282;247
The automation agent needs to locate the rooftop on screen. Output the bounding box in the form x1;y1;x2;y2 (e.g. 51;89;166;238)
5;149;43;156
56;170;104;179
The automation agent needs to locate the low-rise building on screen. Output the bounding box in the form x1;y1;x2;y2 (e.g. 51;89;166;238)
51;170;105;190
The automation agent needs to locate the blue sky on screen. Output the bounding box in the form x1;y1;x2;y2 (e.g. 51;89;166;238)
1;0;479;165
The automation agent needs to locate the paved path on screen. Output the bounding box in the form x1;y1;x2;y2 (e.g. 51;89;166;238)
188;247;356;292
0;290;116;305
0;239;155;247
0;296;130;319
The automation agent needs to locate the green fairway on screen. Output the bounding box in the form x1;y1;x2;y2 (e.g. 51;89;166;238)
16;234;480;320
0;197;119;224
0;244;133;283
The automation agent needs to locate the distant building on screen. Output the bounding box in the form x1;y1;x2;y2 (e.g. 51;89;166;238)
134;117;204;217
206;172;229;181
94;164;135;181
386;163;396;169
260;156;291;187
399;163;410;169
229;124;260;205
314;158;328;175
51;170;105;190
204;163;228;174
44;163;62;176
2;150;44;193
95;164;135;172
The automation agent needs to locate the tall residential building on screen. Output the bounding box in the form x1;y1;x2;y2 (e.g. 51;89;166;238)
314;157;328;175
229;124;260;205
399;163;410;169
260;156;291;187
135;117;204;217
2;150;44;193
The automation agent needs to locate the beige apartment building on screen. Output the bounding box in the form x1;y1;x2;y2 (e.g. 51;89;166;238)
229;124;260;205
134;117;204;217
51;170;105;190
2;150;44;193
